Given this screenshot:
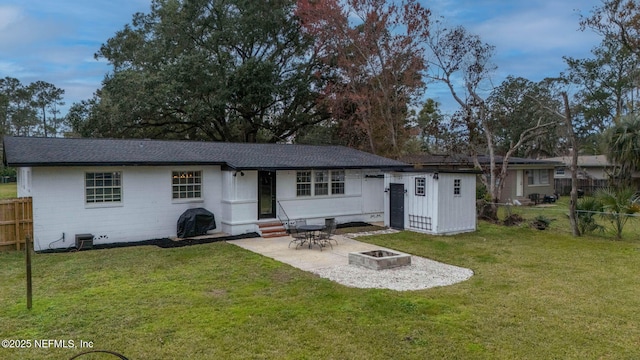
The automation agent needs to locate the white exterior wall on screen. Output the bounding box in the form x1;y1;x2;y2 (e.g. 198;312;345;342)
220;170;260;235
384;172;476;235
28;166;388;249
435;173;476;234
30;166;223;251
275;169;385;226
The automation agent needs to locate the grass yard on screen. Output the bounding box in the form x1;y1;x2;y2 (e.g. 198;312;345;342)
1;219;640;359
0;182;17;199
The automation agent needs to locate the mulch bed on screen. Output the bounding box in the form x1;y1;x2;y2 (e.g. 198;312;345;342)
38;222;388;253
37;232;260;253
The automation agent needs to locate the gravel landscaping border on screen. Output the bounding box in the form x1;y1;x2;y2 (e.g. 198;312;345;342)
312;256;474;291
317;229;473;291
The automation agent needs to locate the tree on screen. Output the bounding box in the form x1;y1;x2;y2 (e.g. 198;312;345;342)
29;81;65;137
565;36;640;142
4;80;38;136
487;76;564;158
89;0;328;142
581;0;640;55
412;99;450;153
603;113;640;185
296;0;430;158
1;77;67;137
424;23;557;217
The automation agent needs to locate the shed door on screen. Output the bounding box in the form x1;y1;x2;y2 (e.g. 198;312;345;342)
389;183;404;230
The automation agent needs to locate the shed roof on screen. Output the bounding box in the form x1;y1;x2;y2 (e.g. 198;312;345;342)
2;136;408;170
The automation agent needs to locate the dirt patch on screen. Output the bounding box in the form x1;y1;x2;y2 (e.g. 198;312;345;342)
503;214;525;226
206;289;228;298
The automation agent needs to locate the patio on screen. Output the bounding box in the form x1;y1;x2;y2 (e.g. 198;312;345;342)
228;233;474;291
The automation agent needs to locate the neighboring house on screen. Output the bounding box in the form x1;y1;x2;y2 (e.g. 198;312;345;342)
3;136;478;250
546;155;640;195
384;170;477;235
401;154;561;203
547;155;610;195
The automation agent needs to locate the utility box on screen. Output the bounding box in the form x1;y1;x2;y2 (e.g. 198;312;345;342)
75;234;94;250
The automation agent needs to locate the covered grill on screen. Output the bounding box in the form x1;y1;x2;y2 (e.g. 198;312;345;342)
177;208;216;238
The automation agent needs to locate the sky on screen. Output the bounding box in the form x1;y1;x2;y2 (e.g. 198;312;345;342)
0;0;604;116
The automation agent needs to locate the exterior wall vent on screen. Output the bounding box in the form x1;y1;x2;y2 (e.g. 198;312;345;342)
75;234;94;250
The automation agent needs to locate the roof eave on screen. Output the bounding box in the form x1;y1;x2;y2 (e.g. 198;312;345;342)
6;161;229;167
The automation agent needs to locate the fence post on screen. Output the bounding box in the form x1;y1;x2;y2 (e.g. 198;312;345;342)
15;201;21;251
25;234;32;310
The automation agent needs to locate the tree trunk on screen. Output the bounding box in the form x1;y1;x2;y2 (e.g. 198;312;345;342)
563;92;580;237
41;105;48;138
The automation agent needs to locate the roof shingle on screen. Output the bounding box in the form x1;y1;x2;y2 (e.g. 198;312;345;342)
2;136;408;170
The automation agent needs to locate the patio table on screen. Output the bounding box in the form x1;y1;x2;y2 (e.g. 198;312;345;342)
296;224;326;249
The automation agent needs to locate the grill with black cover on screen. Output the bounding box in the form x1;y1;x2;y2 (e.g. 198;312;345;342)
177;208;216;238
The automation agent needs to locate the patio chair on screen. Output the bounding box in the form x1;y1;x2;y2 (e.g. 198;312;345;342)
325;218;338;244
288;219;307;249
316;219;337;248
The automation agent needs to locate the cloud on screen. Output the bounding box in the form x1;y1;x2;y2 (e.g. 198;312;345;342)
0;5;68;51
0;5;22;31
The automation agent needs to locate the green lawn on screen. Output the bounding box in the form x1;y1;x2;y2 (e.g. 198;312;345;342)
1;219;640;359
0;183;17;199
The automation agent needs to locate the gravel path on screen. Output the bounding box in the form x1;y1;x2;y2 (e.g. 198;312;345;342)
312;256;474;291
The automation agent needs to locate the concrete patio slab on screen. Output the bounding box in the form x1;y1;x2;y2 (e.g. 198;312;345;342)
228;234;399;271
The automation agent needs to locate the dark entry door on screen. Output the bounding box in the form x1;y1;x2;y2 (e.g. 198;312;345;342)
258;171;276;219
389;183;404;230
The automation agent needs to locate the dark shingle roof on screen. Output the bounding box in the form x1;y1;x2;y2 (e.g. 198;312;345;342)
3;136;408;170
401;154;562;167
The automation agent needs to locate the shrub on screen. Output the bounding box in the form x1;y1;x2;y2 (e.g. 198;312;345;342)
595;187;640;239
531;215;554;230
575;197;605;234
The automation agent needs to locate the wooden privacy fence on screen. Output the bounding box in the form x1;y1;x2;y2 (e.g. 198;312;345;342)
0;197;33;251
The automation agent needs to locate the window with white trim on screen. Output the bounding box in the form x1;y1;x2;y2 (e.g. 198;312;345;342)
86;172;122;203
527;170;549;185
331;170;345;195
296;171;312;196
315;170;329;196
296;170;346;196
415;177;426;196
172;171;202;199
454;179;461;196
555;168;565;176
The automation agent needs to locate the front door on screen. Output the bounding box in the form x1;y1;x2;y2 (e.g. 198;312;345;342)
516;170;524;197
389;183;405;230
258;171;276;219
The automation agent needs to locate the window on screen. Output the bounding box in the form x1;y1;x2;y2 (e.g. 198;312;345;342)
527;170;549;185
172;171;202;199
86;172;122;203
296;171;312;196
555;168;565;176
454;179;461;196
415;177;426;196
331;170;345;195
296;170;345;196
314;170;329;196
